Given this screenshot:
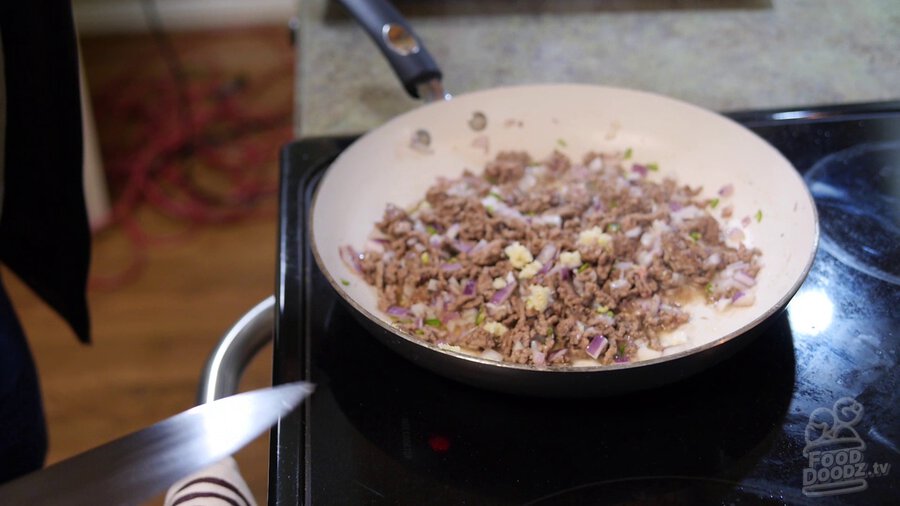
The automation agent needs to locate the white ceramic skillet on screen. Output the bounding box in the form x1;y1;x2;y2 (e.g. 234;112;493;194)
309;0;818;396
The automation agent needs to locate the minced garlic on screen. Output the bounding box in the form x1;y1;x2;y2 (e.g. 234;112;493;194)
577;227;612;248
525;285;552;312
558;251;582;268
518;260;543;279
504;242;533;269
483;321;509;336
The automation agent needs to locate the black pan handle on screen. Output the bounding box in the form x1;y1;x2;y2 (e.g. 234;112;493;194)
336;0;444;100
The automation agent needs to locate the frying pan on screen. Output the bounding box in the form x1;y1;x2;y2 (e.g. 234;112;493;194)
310;0;818;396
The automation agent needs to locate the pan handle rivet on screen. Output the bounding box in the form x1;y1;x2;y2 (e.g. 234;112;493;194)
411;129;432;152
469;112;487;131
382;23;419;56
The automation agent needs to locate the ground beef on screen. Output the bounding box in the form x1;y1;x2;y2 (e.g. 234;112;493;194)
349;149;761;366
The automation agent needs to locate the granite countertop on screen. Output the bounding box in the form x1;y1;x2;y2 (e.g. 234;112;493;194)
296;0;899;137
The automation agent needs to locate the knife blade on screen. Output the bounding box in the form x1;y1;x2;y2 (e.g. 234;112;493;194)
0;381;313;505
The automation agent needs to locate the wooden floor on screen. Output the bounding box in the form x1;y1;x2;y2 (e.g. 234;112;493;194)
3;25;294;504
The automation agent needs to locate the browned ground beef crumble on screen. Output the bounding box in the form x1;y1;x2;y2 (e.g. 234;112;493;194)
350;150;761;366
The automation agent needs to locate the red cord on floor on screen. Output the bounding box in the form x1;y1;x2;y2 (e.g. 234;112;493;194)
89;37;293;290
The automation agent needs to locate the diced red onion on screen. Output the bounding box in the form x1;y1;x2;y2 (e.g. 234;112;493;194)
440;263;463;273
485;302;507;319
704;252;722;267
530;341;546;366
631;164;648;177
625;227;642;239
548;349;568;363
610;278;630;290
536;243;558;265
547;263;568;276
560;268;572;281
573;277;585;296
339;245;364;273
741;216;752;227
538;261;555;275
415;317;423;329
453;240;474;254
469;239;489;255
597;314;615;327
719;184;735;197
364;240;385;253
638;296;661;316
571;166;590;180
534;214;562;227
586;335;609;359
463;279;476;296
659;304;682;315
725;262;749;273
614;355;630;363
496;206;526;222
727;227;745;242
446;291;458;306
481;349;503;361
668;201;684;212
614;261;634;271
490;281;517;304
636;250;655;267
387;306;412;317
731;290;756;307
445;223;461;239
733;271;757;288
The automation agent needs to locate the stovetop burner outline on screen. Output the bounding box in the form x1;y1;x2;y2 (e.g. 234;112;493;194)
805;140;900;285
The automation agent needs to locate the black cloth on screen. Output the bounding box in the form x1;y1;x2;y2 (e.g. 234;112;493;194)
0;0;91;482
0;281;46;483
0;0;91;344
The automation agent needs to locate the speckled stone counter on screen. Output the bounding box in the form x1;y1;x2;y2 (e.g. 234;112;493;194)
296;0;899;136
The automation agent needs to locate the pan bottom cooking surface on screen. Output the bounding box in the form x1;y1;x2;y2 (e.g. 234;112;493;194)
272;104;899;506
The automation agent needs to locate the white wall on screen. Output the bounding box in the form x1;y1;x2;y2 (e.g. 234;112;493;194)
73;0;296;34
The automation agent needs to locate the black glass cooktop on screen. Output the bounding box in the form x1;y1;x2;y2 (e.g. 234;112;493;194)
272;102;899;505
